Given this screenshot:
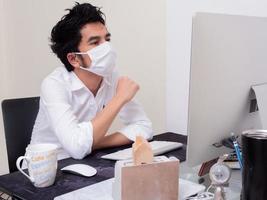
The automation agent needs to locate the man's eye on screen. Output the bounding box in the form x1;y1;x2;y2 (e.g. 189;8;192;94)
89;40;100;46
92;41;100;45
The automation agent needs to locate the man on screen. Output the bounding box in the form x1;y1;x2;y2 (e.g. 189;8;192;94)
29;2;153;160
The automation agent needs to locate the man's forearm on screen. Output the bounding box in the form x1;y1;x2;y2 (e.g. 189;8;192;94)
93;132;132;150
91;76;140;147
91;96;125;146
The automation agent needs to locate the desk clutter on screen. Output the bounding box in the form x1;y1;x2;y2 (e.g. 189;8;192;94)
0;133;189;200
55;135;205;200
200;129;267;200
3;126;267;200
113;136;180;200
55;177;206;200
112;156;179;200
222;152;241;170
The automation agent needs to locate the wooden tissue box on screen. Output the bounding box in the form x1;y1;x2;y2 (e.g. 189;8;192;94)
112;156;179;200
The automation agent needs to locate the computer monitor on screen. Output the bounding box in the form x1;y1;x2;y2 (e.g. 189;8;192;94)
187;12;267;167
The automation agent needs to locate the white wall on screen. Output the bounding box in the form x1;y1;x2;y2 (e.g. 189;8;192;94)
91;0;166;135
166;0;267;135
0;0;9;175
0;0;166;174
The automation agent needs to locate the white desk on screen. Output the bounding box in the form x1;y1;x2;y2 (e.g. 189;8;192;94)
54;162;242;200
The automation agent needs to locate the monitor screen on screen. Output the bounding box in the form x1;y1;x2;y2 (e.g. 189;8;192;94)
187;12;267;167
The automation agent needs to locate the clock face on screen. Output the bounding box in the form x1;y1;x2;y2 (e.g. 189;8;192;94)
209;163;231;184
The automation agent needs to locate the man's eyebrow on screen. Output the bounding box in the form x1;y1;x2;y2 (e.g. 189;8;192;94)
87;33;111;43
88;36;101;43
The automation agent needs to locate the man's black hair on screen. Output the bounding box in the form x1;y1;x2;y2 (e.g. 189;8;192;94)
50;2;105;71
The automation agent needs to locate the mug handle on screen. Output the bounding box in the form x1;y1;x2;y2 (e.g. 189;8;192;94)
16;156;35;183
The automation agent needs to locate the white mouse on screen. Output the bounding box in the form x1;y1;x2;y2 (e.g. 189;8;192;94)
61;164;97;177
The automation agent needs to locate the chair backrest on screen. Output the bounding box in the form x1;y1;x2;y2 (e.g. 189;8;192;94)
1;97;40;173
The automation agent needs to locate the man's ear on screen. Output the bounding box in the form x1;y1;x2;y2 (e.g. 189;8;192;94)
67;53;80;69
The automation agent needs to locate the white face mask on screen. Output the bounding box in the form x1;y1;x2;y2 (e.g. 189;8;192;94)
75;41;116;77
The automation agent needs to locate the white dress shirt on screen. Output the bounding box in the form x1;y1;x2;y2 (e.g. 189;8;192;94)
30;67;153;160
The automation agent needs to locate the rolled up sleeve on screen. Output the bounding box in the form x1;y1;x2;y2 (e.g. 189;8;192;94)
118;99;153;141
41;78;93;159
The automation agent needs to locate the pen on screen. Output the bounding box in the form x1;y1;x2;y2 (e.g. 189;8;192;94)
231;132;243;170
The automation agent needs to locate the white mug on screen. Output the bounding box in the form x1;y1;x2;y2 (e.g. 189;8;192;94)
16;143;58;188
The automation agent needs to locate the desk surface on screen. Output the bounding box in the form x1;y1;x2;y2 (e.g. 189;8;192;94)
0;132;187;200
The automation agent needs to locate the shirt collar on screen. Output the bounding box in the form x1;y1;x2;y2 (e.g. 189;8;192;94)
69;72;85;91
69;71;112;91
103;77;112;86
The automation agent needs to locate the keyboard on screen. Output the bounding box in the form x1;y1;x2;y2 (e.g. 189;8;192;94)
101;140;183;161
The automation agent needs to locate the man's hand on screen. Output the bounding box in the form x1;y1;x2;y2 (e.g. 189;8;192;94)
115;76;139;104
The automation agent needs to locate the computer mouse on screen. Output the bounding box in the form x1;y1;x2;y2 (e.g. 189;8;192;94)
61;164;97;177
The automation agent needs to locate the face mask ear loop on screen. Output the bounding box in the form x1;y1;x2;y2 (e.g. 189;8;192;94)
74;52;87;55
71;52;86;70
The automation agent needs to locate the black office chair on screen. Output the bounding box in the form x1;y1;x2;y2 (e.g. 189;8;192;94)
1;97;40;173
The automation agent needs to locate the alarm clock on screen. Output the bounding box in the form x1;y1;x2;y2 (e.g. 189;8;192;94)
209;162;231;185
209;162;232;200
